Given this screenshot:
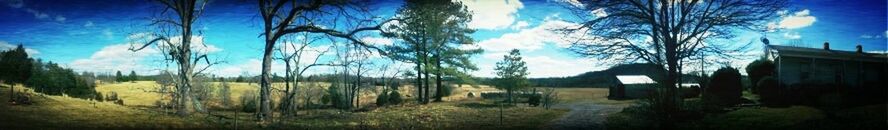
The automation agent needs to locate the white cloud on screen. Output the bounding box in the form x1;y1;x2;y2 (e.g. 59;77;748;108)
210;59;290;77
473;55;602;78
69;44;160;74
783;32;801;39
477;19;584;52
54;15;65;22
458;0;524;30
360;37;394;46
775;9;816;29
591;8;608;18
84;21;94;27
25;8;49;20
5;0;23;8
70;34;223;74
511;21;529;30
560;0;584;8
523;56;599;78
127;33;221;54
0;41;40;56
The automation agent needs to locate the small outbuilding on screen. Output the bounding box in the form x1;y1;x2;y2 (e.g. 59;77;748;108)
609;75;658;99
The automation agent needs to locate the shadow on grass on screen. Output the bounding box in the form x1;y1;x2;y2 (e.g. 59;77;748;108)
457;102;515;109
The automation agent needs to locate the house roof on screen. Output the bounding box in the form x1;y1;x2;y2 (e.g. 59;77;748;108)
768;45;888;62
616;75;657;85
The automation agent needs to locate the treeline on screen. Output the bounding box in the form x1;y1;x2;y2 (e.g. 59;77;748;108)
1;44;97;99
526;63;702;88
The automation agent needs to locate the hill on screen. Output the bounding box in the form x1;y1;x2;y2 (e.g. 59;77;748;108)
529;63;668;88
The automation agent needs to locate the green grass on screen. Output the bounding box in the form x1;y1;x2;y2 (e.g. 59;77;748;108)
701;106;825;130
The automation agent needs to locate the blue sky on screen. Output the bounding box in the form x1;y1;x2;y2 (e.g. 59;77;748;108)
1;0;885;78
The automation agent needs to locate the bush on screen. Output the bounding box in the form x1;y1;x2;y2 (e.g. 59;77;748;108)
241;90;257;112
704;67;743;107
745;59;775;94
114;99;125;105
107;91;119;101
756;76;781;106
388;91;403;105
541;88;559;109
467;92;475;98
322;85;348;109
94;91;105;102
10;93;32;105
441;85;453;97
528;93;541;106
376;91;389;106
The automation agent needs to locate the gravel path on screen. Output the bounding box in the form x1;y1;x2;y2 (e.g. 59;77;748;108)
546;102;626;130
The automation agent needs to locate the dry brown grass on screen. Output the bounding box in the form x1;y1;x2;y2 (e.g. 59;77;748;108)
0;84;215;129
549;87;636;106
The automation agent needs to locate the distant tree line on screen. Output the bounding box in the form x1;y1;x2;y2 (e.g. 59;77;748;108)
0;44;97;99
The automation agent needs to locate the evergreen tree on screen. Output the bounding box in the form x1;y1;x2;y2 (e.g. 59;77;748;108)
1;44;32;100
128;70;138;82
115;70;123;83
0;44;32;84
494;49;530;104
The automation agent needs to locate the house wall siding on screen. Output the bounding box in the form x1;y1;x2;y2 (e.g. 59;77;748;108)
778;56;888;87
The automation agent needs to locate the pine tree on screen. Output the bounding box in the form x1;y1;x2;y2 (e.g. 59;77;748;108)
115;71;123;83
1;44;32;101
494;49;530;104
128;70;138;82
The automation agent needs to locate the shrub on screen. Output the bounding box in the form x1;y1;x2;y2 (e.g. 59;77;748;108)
241;90;257;112
388;91;403;105
10;93;33;105
467;92;475;98
94;91;105;102
114;99;125;105
218;81;232;108
107;91;119;101
376;91;389;106
441;85;453;97
756;76;781;106
528;93;541;107
541;88;559;109
745;59;775;94
704;67;743;107
322;85;348;109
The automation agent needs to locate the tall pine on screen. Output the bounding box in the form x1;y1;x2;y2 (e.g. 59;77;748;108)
494;49;529;104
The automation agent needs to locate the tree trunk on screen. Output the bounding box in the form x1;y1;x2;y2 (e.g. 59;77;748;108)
176;23;195;116
423;67;430;104
507;89;513;105
258;41;274;121
415;63;423;104
281;60;292;116
434;56;443;102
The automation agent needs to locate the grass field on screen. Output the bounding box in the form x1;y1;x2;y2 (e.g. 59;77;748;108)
1;82;590;129
550;87;635;106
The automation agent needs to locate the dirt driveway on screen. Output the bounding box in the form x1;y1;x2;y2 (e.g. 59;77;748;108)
546;101;626;130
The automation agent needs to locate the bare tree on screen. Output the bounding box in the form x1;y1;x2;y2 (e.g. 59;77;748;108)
275;33;335;117
559;0;787;127
255;0;395;121
130;0;220;116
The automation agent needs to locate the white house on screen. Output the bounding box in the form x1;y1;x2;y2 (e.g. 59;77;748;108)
763;39;888;87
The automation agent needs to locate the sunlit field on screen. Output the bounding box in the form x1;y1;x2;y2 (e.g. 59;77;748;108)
2;82;577;129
